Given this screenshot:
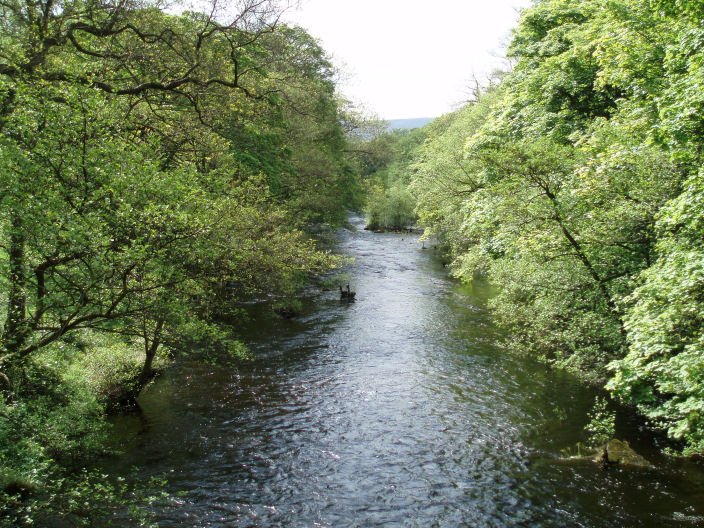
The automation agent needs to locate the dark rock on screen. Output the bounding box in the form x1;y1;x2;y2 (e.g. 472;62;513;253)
339;284;355;301
273;305;298;318
0;477;37;498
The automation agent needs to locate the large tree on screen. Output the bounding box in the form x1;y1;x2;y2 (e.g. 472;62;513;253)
0;0;344;392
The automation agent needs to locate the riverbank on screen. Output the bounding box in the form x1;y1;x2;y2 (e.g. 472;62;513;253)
0;330;171;527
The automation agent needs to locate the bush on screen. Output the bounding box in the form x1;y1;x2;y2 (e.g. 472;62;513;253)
75;333;165;412
584;396;616;447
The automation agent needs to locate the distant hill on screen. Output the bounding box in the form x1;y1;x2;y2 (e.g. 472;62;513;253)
387;117;434;130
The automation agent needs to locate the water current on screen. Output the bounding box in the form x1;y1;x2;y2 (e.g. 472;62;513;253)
106;215;704;527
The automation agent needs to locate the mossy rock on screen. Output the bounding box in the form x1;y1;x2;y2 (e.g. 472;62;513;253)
598;439;655;468
562;439;655;469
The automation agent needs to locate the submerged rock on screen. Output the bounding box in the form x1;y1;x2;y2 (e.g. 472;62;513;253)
34;512;83;528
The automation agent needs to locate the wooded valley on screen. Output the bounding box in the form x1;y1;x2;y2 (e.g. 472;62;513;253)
2;0;703;524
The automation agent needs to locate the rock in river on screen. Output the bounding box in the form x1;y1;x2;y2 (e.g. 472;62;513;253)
598;439;655;468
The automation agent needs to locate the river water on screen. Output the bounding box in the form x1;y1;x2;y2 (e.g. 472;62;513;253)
106;215;704;527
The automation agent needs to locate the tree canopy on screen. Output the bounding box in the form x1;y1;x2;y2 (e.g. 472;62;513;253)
0;0;360;380
407;0;704;454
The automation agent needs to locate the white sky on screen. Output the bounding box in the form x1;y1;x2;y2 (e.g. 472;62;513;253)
283;0;532;120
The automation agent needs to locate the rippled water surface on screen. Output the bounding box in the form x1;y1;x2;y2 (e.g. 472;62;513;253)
106;215;704;527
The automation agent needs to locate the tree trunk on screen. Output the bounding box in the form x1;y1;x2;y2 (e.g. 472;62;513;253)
2;213;27;358
137;317;165;388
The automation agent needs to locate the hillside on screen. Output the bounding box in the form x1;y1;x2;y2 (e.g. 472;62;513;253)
387;117;434;130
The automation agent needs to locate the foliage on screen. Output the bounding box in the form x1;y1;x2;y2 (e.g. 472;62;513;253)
358;127;426;231
225;25;364;225
404;0;704;453
0;0;354;383
364;183;416;231
608;171;704;455
584;396;616;447
1;467;165;527
0;332;166;525
411;88;503;255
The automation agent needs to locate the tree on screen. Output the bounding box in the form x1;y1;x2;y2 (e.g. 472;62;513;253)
402;0;704;453
608;169;704;454
359;127;427;230
0;0;346;393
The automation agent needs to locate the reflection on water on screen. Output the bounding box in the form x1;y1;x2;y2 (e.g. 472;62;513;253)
105;215;704;527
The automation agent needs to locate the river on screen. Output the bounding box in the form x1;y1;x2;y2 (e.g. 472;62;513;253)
105;215;704;527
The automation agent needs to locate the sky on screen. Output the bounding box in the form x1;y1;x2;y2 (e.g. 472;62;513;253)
283;0;532;120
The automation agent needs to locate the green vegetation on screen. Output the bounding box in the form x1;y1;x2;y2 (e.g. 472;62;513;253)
584;397;616;448
365;183;416;232
0;333;170;526
360;128;426;231
0;0;364;522
396;0;704;455
3;0;704;520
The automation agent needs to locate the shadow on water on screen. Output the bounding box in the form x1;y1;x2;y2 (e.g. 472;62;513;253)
102;214;704;527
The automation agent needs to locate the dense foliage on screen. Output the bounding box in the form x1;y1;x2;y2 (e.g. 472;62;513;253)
361;128;425;231
0;0;361;522
408;0;704;454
